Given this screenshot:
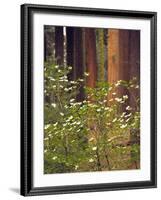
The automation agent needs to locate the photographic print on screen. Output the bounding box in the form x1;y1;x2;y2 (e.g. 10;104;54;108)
44;26;140;174
21;4;157;196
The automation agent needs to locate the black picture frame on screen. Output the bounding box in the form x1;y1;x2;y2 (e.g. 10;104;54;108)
21;3;157;196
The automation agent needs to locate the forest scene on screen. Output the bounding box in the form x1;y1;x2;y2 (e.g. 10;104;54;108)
44;26;140;174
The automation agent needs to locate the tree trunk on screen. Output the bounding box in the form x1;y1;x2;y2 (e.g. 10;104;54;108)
55;27;64;65
107;29;140;169
107;29;120;83
85;28;97;88
66;27;74;80
129;30;140;169
73;28;84;101
129;30;140;110
107;29;130;101
44;26;55;61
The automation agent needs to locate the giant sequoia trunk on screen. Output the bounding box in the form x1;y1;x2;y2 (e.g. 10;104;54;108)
85;28;97;88
129;31;140;110
73;28;84;101
55;27;64;65
108;29;130;99
107;29;140;93
107;29;140;168
66;27;74;80
66;27;85;101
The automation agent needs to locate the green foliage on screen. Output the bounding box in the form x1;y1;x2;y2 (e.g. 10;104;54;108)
44;61;140;173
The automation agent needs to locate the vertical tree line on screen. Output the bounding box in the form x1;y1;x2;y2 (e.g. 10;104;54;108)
44;26;140;90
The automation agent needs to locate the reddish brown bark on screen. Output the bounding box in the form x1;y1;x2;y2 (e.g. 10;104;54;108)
85;28;97;88
108;29;140;169
107;29;131;99
107;29;120;83
107;29;140;84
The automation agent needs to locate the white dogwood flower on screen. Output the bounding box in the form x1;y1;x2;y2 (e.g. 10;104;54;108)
51;103;56;108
